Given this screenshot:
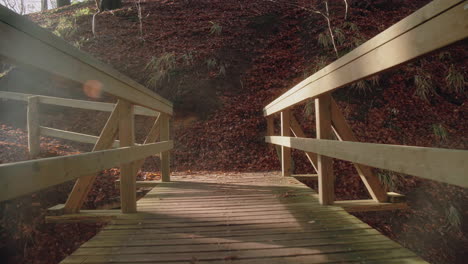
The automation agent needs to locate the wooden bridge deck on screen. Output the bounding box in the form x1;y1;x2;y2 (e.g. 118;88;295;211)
60;173;426;264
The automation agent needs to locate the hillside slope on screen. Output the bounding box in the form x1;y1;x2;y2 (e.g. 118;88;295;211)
0;0;466;263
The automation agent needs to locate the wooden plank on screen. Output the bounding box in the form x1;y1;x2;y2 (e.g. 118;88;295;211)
159;113;170;182
264;1;467;115
84;232;384;247
118;100;137;213
73;237;394;255
40;126;121;148
289;114;318;171
265;136;468;188
27;96;40;158
281;110;292;176
291;174;318;179
0;91;158;116
64;103;121;213
331;99;388;202
0;7;172;114
334;200;408;212
0;140;173;202
61;240;402;263
115;180;159;189
315;93;334;205
59;173;425;264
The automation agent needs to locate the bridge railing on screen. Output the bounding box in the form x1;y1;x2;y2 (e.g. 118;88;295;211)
264;0;468;206
0;5;173;214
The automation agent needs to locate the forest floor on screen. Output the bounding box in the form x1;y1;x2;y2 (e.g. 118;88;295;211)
0;0;467;263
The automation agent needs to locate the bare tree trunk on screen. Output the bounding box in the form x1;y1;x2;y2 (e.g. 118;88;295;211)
41;0;48;11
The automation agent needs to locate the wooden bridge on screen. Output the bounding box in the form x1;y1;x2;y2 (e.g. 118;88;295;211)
0;0;467;263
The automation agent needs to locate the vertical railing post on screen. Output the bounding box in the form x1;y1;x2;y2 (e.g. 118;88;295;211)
118;100;137;213
27;96;40;158
315;93;334;205
160;113;170;182
281;110;292;177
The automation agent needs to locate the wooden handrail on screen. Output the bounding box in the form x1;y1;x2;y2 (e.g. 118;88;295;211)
266;136;468;189
263;0;467;116
0;5;172;114
0;141;173;202
264;1;468;205
0;90;158;117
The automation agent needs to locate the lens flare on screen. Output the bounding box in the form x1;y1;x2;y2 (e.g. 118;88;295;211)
83;80;103;99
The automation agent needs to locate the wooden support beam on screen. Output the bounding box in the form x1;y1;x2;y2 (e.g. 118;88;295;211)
46;209;122;223
280;110;292;177
290;174;318;179
118;100;137;213
334;200;408;213
289;114;318;172
159;113;170;182
40;126;121;148
330;99;388;202
0;91;158;117
0;140;173;202
115;180;159;189
264;0;467;116
63;102;121;214
265;136;468;188
315;94;334;205
266;116;282;162
27;96;40;158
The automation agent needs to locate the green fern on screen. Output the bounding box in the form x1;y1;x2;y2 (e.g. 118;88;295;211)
445;65;466;94
377;171;398;191
303;100;315;118
438;51;452;61
209;21;222;35
333;28;346;46
180;52;195;66
432;123;448;141
53;17;77;38
206;58;217;70
74;7;93;17
351;75;379;94
445;204;462;232
317;32;331;48
145;52;177;88
343;21;359;32
414;71;435;102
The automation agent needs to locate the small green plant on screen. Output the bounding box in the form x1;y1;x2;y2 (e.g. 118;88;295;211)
145;52;177;88
303;100;315;118
206;57;217;70
445;65;466;94
444;204;462;232
414;70;435;102
377;170;399;191
180;52;195;66
72;36;90;50
438;51;452;61
303;56;329;78
333;28;345;46
343;21;359;32
352;36;366;48
53;17;77;38
209;21;222;35
75;7;93;17
218;64;227;76
432;123;448;141
317;32;331;48
351;75;379;94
